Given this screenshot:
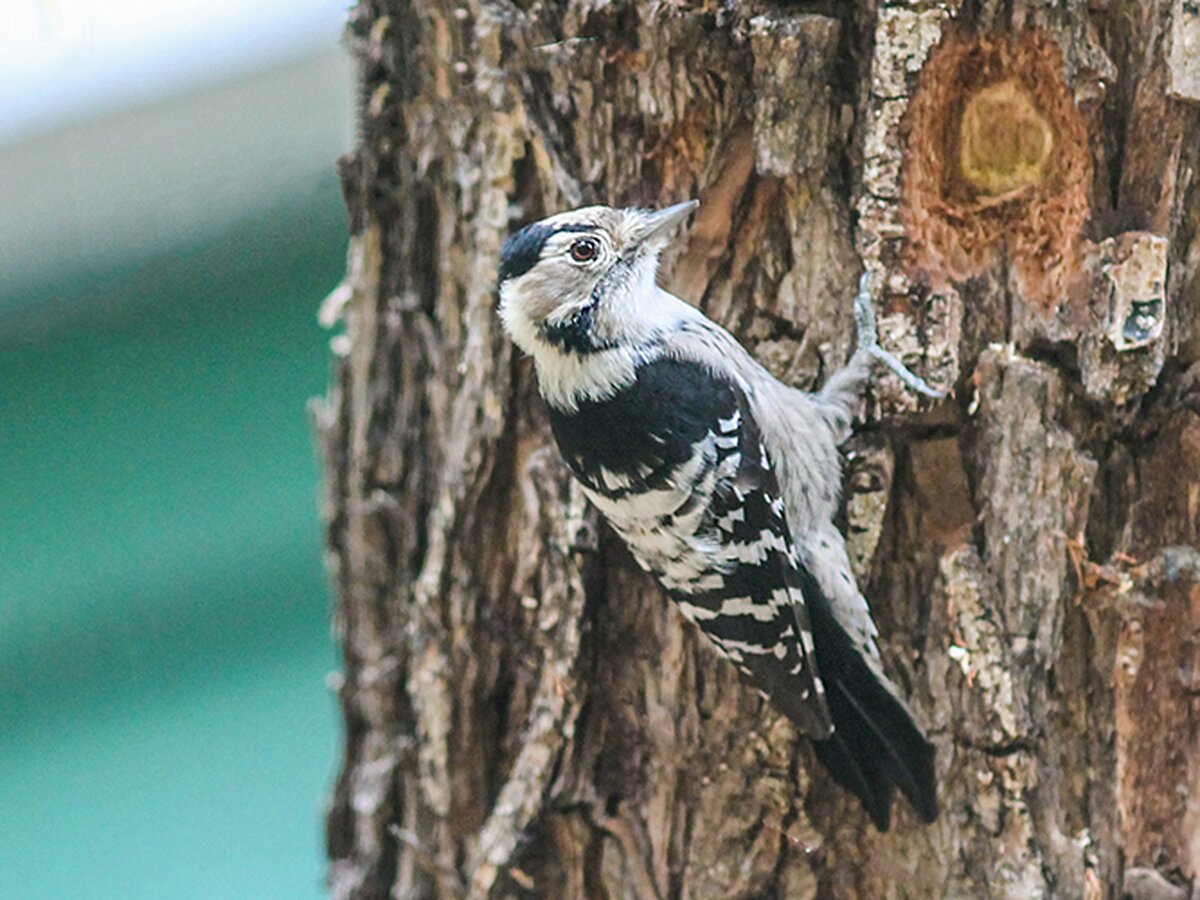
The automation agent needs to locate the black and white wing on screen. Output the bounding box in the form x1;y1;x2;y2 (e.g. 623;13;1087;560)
671;382;836;738
547;356;833;738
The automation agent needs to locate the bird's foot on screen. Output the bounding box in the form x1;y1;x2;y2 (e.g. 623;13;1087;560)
853;273;947;399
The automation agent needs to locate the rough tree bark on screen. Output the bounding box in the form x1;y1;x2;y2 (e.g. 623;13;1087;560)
316;1;1200;897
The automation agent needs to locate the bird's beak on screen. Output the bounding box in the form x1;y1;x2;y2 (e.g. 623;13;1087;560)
637;199;700;245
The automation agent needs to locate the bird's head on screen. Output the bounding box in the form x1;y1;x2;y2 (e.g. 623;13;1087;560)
497;201;698;359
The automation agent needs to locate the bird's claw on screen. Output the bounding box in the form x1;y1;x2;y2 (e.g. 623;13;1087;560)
854;272;947;400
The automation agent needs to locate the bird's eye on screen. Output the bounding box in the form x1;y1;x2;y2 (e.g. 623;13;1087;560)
569;238;599;263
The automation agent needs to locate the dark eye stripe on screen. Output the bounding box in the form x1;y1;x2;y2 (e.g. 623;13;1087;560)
497;222;596;285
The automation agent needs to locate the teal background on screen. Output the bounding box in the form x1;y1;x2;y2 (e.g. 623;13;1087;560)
0;181;345;898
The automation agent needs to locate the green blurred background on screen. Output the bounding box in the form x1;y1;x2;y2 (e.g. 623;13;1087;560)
1;3;353;896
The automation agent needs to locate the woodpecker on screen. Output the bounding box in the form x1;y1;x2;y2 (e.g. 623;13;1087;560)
497;200;940;830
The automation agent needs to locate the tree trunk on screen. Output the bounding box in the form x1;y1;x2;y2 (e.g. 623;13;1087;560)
316;1;1200;896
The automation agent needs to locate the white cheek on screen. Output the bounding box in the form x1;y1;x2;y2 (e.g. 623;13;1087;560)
498;261;601;346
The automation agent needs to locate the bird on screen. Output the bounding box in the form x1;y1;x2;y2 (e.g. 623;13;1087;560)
496;200;940;830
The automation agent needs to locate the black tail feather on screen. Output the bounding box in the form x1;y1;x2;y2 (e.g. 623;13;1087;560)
812;725;894;830
805;579;938;830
